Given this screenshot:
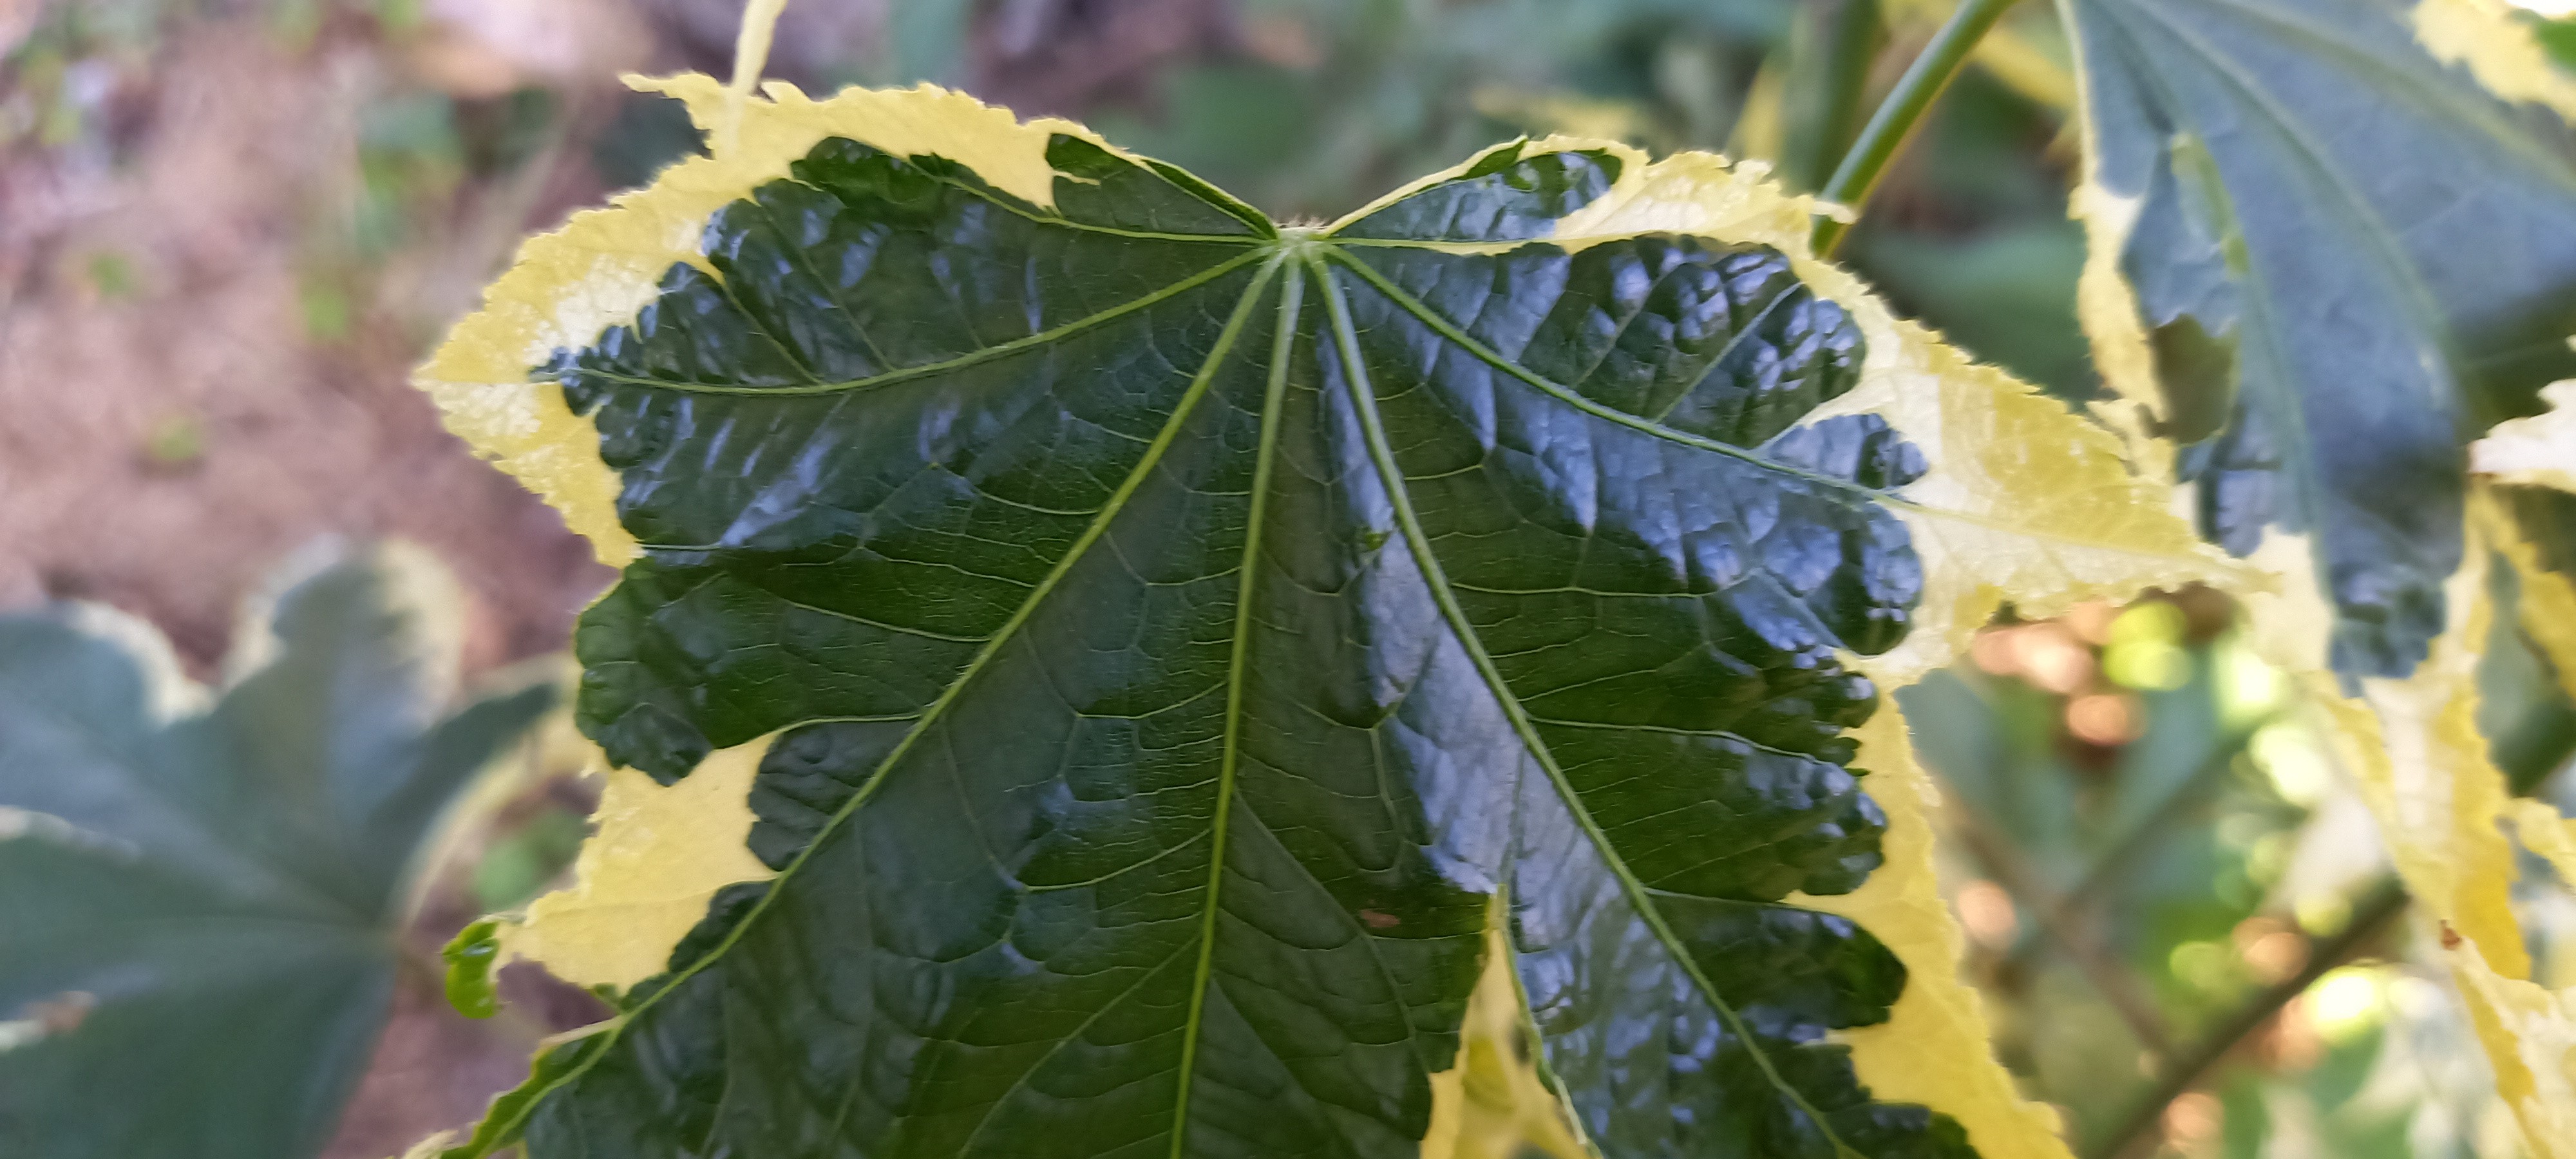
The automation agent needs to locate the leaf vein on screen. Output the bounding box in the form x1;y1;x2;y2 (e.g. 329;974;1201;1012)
465;255;1284;1153
1314;252;1866;1158
538;249;1267;397
1168;257;1300;1157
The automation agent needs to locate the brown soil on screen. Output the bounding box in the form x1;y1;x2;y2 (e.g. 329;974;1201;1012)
0;23;612;674
1;16;621;1154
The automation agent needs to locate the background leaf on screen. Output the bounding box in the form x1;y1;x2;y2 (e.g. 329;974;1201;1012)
2056;5;2576;1148
0;542;555;1159
2060;0;2576;680
2475;387;2576;704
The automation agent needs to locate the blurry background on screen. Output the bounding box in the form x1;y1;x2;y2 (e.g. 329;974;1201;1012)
3;1;2572;1156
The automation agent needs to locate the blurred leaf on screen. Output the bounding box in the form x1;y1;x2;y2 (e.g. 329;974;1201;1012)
298;278;350;341
2475;517;2576;764
591;91;707;192
2544;17;2576;72
455;87;558;179
139;413;203;469
1091;0;1795;218
354;90;463;256
2308;1024;2385;1111
2310;549;2576;1156
2217;1077;2268;1159
1853;222;2095;399
2210;1026;2413;1159
442;918;504;1021
884;0;973;82
0;543;554;1159
1899;670;2087;878
2062;0;2576;679
84;250;137;299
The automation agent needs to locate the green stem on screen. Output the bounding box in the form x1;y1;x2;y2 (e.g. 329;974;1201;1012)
1810;0;2020;256
1779;0;1886;194
2084;877;2409;1159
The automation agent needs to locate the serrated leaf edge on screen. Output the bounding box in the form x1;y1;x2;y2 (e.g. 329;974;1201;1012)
415;80;2254;1159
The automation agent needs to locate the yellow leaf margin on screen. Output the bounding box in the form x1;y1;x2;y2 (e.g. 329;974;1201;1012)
413;76;1177;988
2476;477;2576;708
414;74;1133;570
2416;0;2576;122
2308;542;2576;1158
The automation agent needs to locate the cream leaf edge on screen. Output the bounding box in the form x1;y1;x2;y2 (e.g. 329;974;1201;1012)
412;73;1132;570
2477;471;2576;706
2304;527;2576;1158
412;75;1143;987
2416;0;2576;122
1428;133;2239;1158
413;83;2248;1158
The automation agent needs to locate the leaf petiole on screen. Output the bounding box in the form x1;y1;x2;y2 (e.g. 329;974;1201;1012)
1810;0;2022;256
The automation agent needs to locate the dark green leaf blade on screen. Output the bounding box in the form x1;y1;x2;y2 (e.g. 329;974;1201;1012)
2063;0;2576;678
1319;237;1942;1154
478;131;1981;1159
554;137;1271;780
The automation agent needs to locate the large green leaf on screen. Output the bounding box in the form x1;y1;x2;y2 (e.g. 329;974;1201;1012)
475;129;1956;1159
417;76;2228;1159
0;544;554;1159
2060;0;2576;679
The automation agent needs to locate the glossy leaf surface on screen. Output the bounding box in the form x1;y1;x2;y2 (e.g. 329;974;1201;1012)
0;545;554;1159
419;75;2232;1159
2061;0;2576;679
485;127;1959;1159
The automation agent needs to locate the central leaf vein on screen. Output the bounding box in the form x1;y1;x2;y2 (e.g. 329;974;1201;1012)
538;247;1268;397
1167;256;1302;1156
